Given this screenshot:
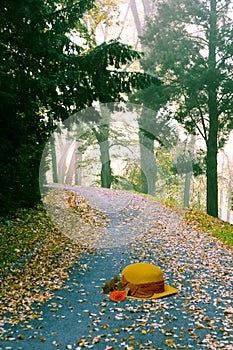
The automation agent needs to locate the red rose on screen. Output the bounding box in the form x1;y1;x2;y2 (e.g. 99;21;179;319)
109;290;127;302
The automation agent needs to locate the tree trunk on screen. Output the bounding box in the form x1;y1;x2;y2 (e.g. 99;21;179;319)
75;141;83;185
206;0;218;218
183;135;195;207
50;136;58;183
99;141;113;188
206;132;218;217
93;124;113;189
139;128;156;196
183;171;192;207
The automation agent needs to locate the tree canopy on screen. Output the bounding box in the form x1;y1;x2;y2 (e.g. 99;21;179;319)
141;0;233;217
0;0;159;214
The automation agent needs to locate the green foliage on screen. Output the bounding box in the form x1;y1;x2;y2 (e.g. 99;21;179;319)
78;39;160;105
171;149;206;176
121;147;181;201
0;0;159;213
125;162;142;188
111;175;137;191
141;0;233;217
102;275;124;293
141;0;233;144
155;147;180;202
0;0;95;214
185;209;233;247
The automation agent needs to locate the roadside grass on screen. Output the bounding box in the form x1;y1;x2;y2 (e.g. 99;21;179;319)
0;191;108;322
139;193;233;248
163;198;233;248
0;204;89;322
0;206;53;273
184;208;233;248
0;188;106;274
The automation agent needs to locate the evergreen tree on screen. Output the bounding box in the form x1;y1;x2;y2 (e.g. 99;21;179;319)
0;0;95;212
0;0;159;213
141;0;233;217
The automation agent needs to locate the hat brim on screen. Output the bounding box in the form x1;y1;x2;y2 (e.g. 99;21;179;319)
126;284;178;300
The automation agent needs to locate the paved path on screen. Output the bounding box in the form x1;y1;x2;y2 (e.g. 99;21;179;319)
1;187;232;349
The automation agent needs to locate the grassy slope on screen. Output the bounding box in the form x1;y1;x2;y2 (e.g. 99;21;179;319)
184;208;233;248
141;192;233;248
0;206;54;272
162;199;233;248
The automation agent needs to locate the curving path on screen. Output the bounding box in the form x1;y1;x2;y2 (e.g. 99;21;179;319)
1;186;232;350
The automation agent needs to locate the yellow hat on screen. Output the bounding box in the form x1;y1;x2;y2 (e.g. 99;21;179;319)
121;262;178;300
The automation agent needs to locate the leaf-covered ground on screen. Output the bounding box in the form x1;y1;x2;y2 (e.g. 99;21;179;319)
184;208;233;247
0;187;232;349
0;207;53;272
0;190;107;324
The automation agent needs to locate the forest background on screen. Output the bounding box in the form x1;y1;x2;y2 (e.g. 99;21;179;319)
0;0;233;223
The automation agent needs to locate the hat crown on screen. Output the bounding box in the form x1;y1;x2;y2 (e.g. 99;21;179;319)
122;262;164;285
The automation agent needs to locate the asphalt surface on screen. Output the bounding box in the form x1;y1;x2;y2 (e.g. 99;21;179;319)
0;186;232;350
